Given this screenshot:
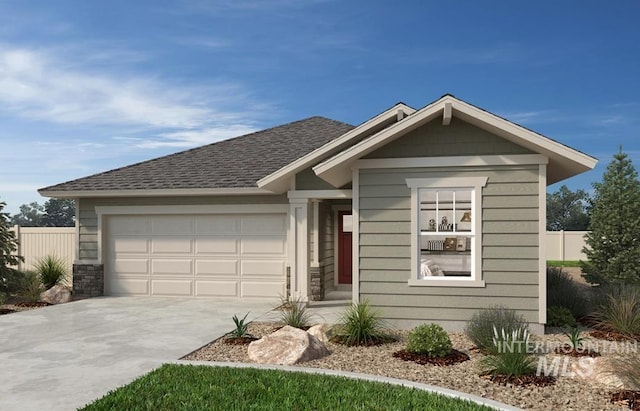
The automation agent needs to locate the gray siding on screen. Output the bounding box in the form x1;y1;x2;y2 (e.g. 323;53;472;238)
78;194;288;260
296;168;337;190
318;201;335;291
358;165;540;325
365;117;533;159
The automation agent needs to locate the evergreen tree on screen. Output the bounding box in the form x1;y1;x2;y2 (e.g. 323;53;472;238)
581;149;640;285
0;198;24;295
42;198;75;227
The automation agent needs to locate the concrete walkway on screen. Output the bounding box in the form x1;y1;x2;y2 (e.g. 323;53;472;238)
0;297;273;411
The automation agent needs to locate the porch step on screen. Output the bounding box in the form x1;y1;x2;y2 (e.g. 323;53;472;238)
324;290;352;301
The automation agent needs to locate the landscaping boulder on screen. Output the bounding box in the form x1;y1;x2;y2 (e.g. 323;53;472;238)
307;323;336;344
248;325;329;365
40;284;72;305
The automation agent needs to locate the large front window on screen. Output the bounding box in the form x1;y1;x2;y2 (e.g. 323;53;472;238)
407;177;487;287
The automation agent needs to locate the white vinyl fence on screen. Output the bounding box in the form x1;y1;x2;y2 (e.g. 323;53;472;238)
545;230;588;261
9;226;75;275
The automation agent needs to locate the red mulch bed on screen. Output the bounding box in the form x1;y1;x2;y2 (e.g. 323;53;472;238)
482;373;556;387
224;336;258;345
590;330;639;342
553;344;601;357
14;301;51;308
392;349;470;366
611;390;640;410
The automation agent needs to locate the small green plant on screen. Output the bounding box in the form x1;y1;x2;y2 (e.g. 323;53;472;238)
0;291;6;306
229;312;252;339
0;267;25;295
464;306;529;353
35;255;68;289
278;295;311;329
480;326;536;377
546;267;590;318
563;325;585;351
21;271;43;303
335;299;391;346
547;305;576;327
593;285;640;336
406;323;452;358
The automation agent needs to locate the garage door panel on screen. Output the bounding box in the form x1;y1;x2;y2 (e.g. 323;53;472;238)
108;213;286;298
108;217;151;235
241;237;285;255
241;215;286;235
241;281;284;298
113;258;149;274
195;280;238;297
151;259;193;275
195;216;239;235
151;280;192;296
241;260;285;277
110;278;149;295
152;238;193;254
195;260;239;276
195;238;238;254
151;216;194;236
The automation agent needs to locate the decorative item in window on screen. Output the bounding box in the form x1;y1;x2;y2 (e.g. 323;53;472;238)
428;218;436;231
443;237;457;251
460;211;472;223
456;236;467;251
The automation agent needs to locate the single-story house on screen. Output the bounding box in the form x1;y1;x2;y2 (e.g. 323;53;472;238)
39;94;597;331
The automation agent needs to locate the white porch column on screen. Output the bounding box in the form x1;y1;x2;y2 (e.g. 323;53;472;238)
288;199;309;301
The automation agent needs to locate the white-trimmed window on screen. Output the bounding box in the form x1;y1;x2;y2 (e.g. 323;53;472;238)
406;177;488;287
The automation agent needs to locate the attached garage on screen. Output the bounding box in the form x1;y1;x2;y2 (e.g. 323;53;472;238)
104;213;288;299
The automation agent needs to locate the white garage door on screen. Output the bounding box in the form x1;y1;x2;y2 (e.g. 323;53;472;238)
105;214;287;298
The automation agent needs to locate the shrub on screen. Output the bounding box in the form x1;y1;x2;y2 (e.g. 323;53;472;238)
0;291;5;306
464;306;529;353
406;323;452;358
547;267;590;318
593;285;640;336
547;305;576;327
335;299;390;346
0;267;25;295
21;271;43;302
35;255;68;289
480;326;536;377
612;354;640;390
278;296;311;329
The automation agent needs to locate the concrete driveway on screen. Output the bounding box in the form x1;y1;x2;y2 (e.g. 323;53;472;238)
0;297;273;411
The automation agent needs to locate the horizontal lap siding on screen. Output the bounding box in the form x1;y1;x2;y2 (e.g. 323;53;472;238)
358;165;539;324
78;195;288;261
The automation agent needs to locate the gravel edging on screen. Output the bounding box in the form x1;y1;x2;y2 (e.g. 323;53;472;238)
182;321;625;410
173;360;521;411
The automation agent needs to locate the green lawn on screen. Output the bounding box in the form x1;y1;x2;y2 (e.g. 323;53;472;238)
81;364;495;411
547;260;581;267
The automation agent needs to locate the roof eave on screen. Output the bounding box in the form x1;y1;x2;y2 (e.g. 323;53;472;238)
257;103;417;193
38;187;276;199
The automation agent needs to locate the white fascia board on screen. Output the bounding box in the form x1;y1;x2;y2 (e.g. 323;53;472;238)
39;187;275;199
451;100;598;170
313;98;449;187
256;103;417;192
356;154;548;170
287;190;352;200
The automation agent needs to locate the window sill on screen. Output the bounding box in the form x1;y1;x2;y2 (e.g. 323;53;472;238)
408;278;486;288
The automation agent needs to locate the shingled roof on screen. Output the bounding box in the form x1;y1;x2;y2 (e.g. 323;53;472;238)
39;116;354;193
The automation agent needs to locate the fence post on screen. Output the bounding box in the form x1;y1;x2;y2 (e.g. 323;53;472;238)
12;225;21;271
560;230;565;261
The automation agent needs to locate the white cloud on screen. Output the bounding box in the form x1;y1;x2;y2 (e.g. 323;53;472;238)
0;44;266;135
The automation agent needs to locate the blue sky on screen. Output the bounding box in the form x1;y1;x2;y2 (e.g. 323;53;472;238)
1;0;639;214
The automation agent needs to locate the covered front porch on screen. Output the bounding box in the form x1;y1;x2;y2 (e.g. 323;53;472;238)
287;190;354;302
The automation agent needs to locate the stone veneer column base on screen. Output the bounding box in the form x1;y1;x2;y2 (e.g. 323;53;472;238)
73;263;104;299
309;266;325;301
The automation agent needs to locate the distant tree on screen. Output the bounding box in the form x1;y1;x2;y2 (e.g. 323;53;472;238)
0;198;24;294
10;202;44;227
42;199;75;227
546;185;590;231
581;149;640;285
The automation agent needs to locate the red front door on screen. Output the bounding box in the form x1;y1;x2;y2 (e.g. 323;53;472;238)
337;210;353;284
